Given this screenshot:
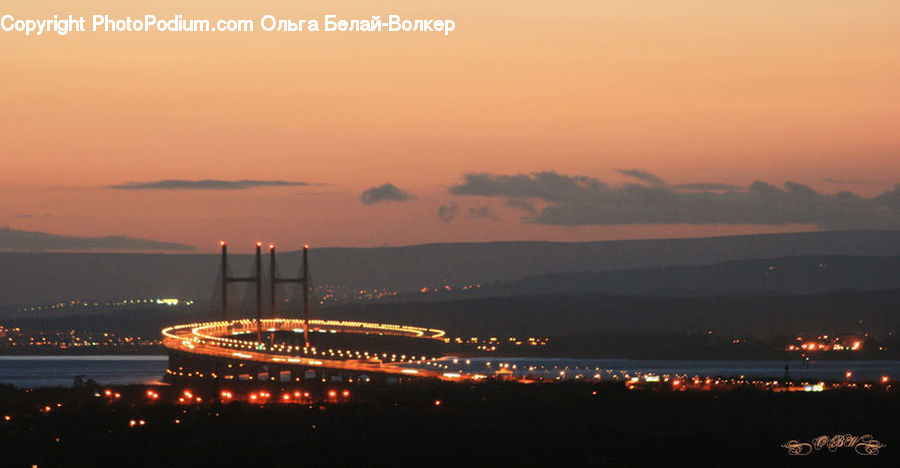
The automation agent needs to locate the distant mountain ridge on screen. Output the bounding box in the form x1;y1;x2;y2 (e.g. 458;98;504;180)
0;230;897;307
434;255;899;299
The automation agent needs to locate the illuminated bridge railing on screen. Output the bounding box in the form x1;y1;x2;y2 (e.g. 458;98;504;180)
162;318;448;364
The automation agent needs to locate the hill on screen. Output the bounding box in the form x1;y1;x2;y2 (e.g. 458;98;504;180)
0;230;897;307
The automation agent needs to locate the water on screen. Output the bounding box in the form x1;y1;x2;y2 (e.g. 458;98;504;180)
0;355;168;388
1;355;897;387
438;358;899;381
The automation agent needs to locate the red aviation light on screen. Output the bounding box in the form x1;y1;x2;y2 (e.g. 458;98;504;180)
268;243;275;250
219;240;226;246
256;241;263;247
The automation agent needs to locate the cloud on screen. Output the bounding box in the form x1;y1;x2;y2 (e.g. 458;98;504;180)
449;172;607;202
10;214;52;219
505;199;537;214
448;171;900;230
360;183;414;205
0;228;196;252
620;170;737;191
438;202;459;222
618;169;665;186
109;180;309;190
468;206;498;221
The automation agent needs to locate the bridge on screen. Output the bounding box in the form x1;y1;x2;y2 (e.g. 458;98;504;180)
161;243;479;386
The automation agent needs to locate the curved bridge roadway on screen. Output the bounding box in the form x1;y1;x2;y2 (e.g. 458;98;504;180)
162;318;472;381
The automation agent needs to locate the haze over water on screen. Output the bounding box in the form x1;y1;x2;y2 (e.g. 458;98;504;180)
3;356;897;388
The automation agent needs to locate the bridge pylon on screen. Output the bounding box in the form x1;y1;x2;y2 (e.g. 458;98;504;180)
269;244;311;348
219;241;263;341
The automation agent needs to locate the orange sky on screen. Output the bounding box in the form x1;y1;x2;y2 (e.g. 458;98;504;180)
1;1;898;251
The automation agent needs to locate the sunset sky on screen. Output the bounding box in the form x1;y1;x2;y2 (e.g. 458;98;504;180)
1;1;898;251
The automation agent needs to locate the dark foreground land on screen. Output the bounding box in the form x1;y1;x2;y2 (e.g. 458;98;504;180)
0;381;896;467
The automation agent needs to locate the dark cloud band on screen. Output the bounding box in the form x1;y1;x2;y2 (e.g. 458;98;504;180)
109;180;309;190
449;171;899;230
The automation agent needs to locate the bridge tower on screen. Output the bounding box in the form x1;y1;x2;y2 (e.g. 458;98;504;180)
220;241;264;341
269;244;311;348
